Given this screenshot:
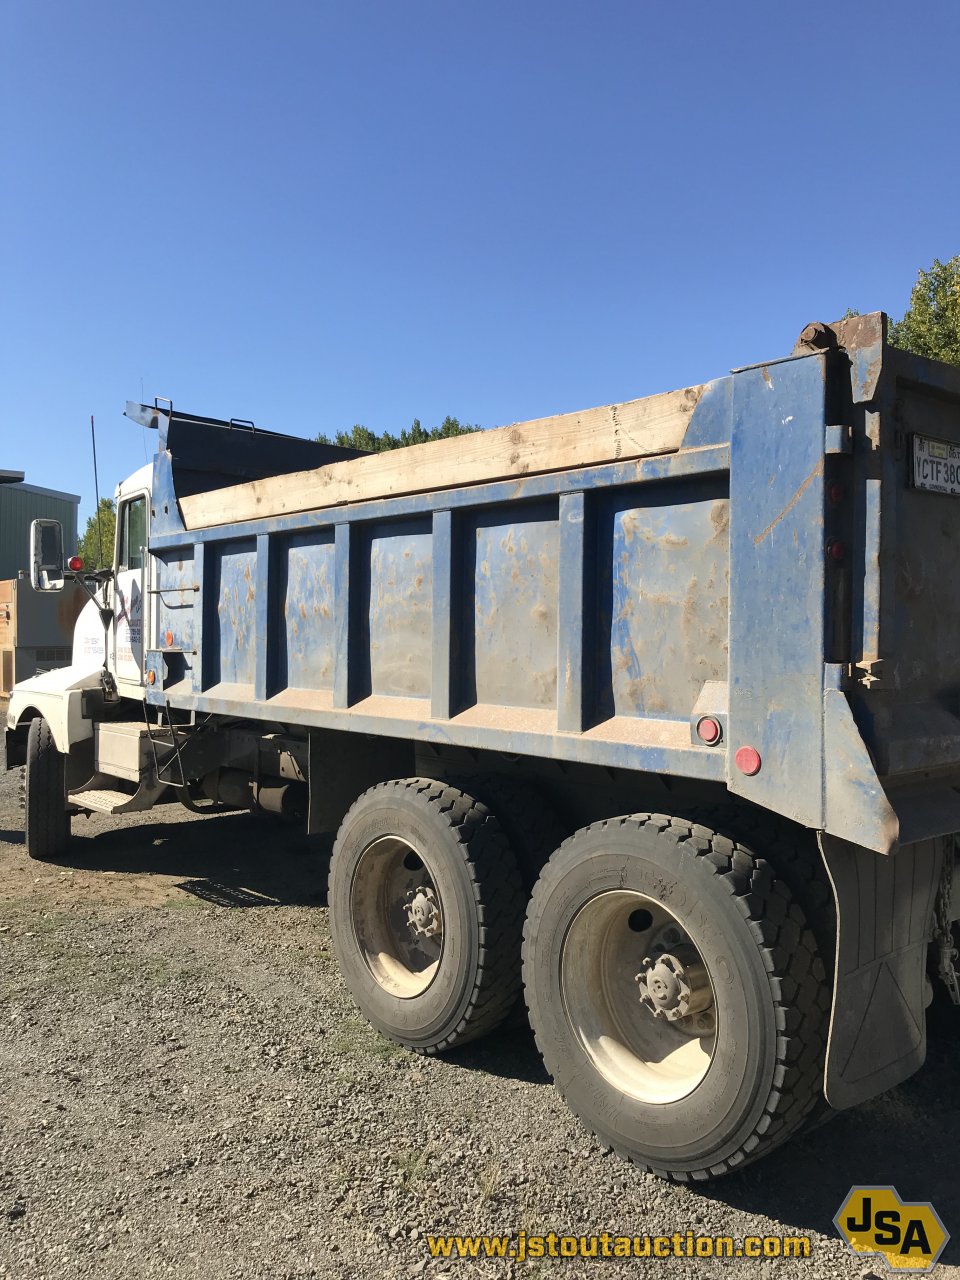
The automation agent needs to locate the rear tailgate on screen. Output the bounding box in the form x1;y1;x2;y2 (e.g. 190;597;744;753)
854;341;960;835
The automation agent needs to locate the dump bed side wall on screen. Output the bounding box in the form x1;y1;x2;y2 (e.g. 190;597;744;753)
145;331;960;852
148;374;752;789
146;355;837;814
148;440;737;785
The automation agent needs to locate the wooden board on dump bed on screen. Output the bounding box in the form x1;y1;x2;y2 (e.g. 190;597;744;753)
178;382;706;530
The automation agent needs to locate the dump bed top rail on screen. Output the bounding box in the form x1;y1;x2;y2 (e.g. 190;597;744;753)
174;383;708;531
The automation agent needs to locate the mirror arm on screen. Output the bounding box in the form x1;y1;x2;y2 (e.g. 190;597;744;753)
67;568;115;631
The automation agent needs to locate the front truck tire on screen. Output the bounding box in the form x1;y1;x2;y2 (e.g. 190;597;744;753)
25;717;70;861
523;815;830;1180
328;779;525;1053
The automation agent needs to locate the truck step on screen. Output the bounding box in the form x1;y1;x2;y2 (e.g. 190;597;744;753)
70;784;164;815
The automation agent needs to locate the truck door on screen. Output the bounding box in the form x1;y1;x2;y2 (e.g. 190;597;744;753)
113;493;148;688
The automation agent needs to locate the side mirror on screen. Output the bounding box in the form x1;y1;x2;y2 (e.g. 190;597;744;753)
30;519;65;592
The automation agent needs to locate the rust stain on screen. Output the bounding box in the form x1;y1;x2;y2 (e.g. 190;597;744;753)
682;385;701;412
761;367;773;389
709;502;729;542
753;459;823;545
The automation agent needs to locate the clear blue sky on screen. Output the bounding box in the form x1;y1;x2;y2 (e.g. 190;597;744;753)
2;1;958;526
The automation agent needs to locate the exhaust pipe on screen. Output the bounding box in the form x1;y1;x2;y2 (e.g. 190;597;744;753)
202;769;307;824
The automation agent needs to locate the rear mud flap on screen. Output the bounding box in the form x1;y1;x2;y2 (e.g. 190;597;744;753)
818;834;942;1110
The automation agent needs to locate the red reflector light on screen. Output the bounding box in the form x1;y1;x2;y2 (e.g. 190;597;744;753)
696;716;722;745
164;630;174;647
67;556;84;572
735;746;762;776
828;482;845;505
827;538;845;562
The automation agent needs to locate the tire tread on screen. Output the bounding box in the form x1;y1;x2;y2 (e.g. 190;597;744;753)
522;813;830;1181
331;777;525;1054
24;717;69;862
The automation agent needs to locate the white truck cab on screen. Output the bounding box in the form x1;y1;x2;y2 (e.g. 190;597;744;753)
110;464;151;691
5;465;152;766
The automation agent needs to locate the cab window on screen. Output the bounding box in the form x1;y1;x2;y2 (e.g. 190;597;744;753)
118;497;147;572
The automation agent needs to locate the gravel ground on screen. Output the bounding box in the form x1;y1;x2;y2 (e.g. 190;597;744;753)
0;749;958;1279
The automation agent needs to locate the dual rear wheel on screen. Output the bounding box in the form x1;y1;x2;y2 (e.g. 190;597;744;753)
328;783;830;1178
328;778;526;1053
524;815;830;1178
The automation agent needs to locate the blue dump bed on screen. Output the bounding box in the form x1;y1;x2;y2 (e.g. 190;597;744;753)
139;313;960;855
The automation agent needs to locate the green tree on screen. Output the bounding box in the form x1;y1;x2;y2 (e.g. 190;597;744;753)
77;497;116;568
317;415;481;453
889;256;960;365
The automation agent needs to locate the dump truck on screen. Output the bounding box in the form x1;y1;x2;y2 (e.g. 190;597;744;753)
6;312;960;1181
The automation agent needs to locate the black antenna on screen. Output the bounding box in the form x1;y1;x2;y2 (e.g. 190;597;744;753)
91;414;104;567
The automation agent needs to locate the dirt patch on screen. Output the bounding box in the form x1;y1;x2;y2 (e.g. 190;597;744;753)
0;754;958;1279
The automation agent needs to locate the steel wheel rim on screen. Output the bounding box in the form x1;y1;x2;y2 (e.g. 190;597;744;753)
350;835;444;998
560;890;717;1104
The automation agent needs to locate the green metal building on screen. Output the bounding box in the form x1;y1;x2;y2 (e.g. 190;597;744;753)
0;470;80;581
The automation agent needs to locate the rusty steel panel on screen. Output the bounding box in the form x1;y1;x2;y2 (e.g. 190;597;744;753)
595;480;729;723
154;551;196;693
363;517;432;700
461;501;559;712
278;532;335;692
211;539;257;688
726;355;830;829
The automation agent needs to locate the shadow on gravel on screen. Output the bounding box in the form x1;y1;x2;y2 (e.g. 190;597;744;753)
694;999;960;1264
448;1001;959;1263
447;1020;552;1085
0;829;24;845
58;812;333;907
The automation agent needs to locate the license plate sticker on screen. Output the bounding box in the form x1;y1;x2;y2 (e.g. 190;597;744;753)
912;434;960;495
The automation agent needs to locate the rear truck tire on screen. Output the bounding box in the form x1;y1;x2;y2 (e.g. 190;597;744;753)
522;814;830;1181
451;775;569;889
685;801;836;972
683;800;837;1130
453;775;570;1029
25;717;70;862
328;778;525;1054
